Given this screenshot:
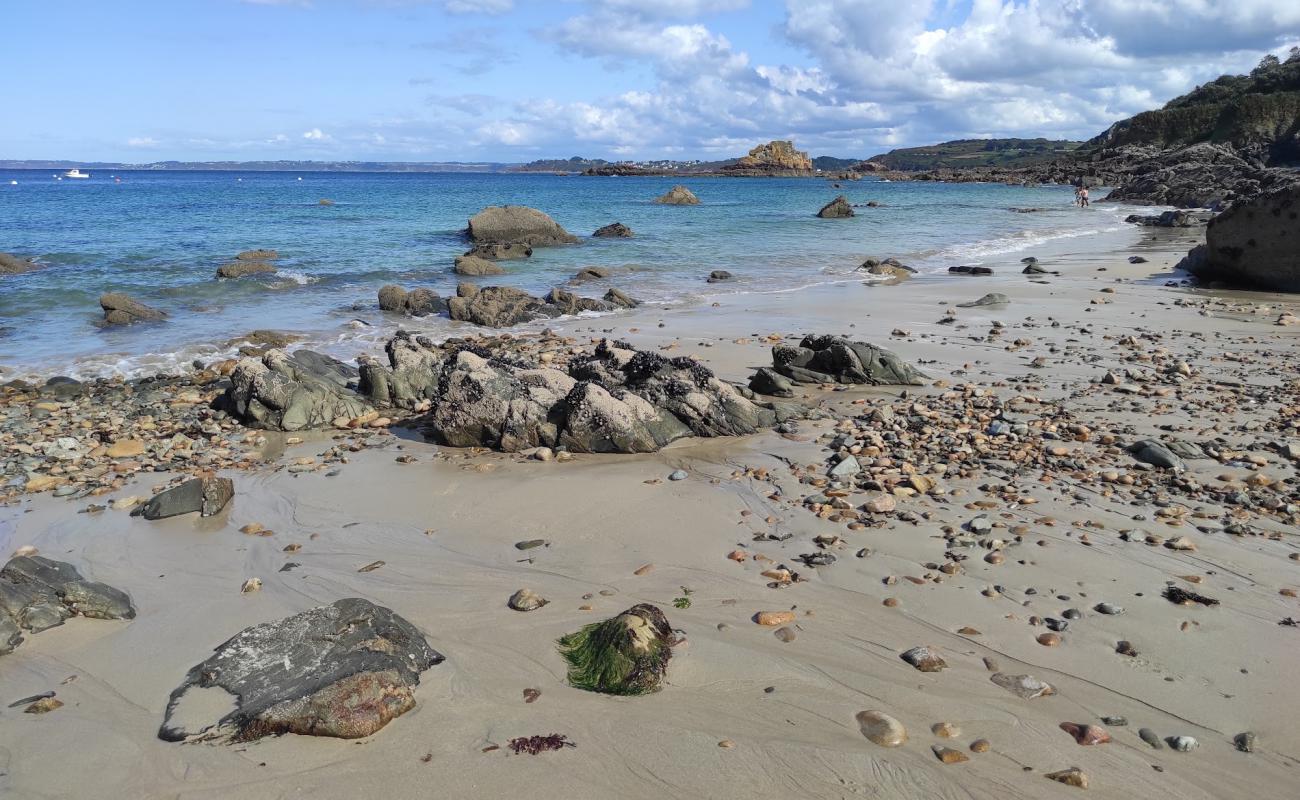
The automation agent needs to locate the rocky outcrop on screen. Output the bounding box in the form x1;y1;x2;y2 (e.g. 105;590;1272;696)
464;242;532;260
219;349;373;431
134;476;234;520
654;185;700;205
0;253;40;276
453;255;506;276
544;288;613;315
1;556;135;655
722;140;814;176
1182;183;1300;291
817;195;854;218
466;206;578;247
159;598;443;742
757;335;926;388
447;285;559;328
216;260;276;279
593;222;633;238
100;293;167;325
377;285;446;316
236;249;277;261
1125;209;1214;227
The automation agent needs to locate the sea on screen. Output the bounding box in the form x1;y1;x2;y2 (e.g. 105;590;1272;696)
0;169;1148;380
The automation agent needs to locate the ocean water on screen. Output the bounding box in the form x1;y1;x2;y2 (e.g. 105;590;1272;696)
0;170;1144;379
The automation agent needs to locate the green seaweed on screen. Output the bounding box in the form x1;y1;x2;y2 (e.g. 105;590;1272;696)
557;604;672;696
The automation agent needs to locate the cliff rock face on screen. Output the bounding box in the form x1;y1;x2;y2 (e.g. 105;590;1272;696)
723;140;813;176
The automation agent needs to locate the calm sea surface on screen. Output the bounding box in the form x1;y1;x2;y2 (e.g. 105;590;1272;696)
0;169;1143;378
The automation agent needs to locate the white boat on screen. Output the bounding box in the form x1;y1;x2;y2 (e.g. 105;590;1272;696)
63;168;90;179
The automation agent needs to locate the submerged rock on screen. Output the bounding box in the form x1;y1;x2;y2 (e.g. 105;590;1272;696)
159;598;443;742
654;185;700;205
593;222;633;238
706;270;733;283
0;252;40;276
377;285;446;317
816;195;854;218
135;476;234;520
762;335;925;387
557;603;673;695
100;293;167;325
1;556;136;655
466;206;578;247
216;261;276;279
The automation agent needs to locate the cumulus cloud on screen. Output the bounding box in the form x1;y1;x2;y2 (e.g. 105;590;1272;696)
302;128;329;141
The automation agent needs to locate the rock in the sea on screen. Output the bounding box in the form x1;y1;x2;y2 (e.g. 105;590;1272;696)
574;266;611;280
216;260;276;279
957;292;1010;308
721;140;813;176
655;185;700;205
447;285;559;327
856;710;907;747
0;252;41;276
220;349;373;431
557;603;673;695
135;476;234;520
466;206;578;247
706;270;733;283
377;285;446;317
1183;183;1300;292
816;195;854;218
453;255;506;276
900;645;947;672
763;335;925;387
604;288;640;308
593;222;633;238
1;556;136;655
159;598;443;742
859;258;915;280
100;293;167;325
464;242;532;261
236;249;278;261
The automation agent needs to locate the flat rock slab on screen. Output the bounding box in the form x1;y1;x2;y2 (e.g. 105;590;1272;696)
0;556;135;654
160;598;443;743
135;476;234;520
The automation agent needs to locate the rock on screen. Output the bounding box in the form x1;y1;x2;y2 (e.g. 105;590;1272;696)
899;645;947;672
99;293;167;325
219;349;373;431
603;288;640;308
1125;209;1214;227
864;495;895;514
1129;255;1149;263
508;589;548;612
957;293;1010;308
755;611;796;626
216;261;276;279
159;598;443;742
1060;722;1111;745
1233;731;1257;753
0;252;40;276
1185;183;1300;291
1045;768;1088;789
135;476;234;520
544;288;613;316
948;266;993;276
1127;438;1186;470
970;739;991;753
1168;735;1199;752
859;258;915;280
668;469;688;481
1037;632;1062;647
240;577;262;593
106;439;146;458
236;249;277;261
748;367;794;397
466;206;578;247
828;455;860;480
655;185;700;205
574;267;611;281
1138;728;1163;749
453;255;506;276
932;722;961;738
856;710;907;747
377;284;408;311
0;556;136;655
932;745;969;764
1093;602;1124;615
816;195;854;218
706;270;733;283
990;673;1055;699
447;286;556;327
721;140;813;176
378;285;446;316
767;335;925;386
556;604;673;695
24;697;63;714
464;242;532;261
593;222;633;238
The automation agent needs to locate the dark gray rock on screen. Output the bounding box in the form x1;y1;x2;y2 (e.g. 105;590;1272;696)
603;288;640;308
817;195;854;218
135;476;234;520
219;349;373;431
466;206;578;247
593;222;633;238
1125;209;1214;228
574;267;611;281
1;556;135;654
748;366;795;397
706;270;734;283
1022;262;1058;275
159;598;443;742
463;242;532;261
100;293;167;325
544;288;613;315
957;292;1010;308
768;335;925;386
1127;439;1186;470
949;266;993;276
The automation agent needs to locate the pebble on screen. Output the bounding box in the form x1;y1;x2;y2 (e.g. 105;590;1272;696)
932;722;961;738
932;745;970;764
1060;722;1111;745
970;739;990;753
1167;735;1198;752
755;611;796;626
856;710;907;747
1045;767;1088;789
990;673;1055;699
514;539;549;550
900;645;948;672
1037;632;1062;647
1233;731;1256;753
668;470;688;481
633;563;655;576
240;578;262;593
1138;728;1163;749
508;588;548;612
1094;602;1124;615
773;627;796;643
24;697;63;714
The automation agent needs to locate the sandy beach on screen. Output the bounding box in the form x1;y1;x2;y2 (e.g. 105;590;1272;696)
3;222;1299;799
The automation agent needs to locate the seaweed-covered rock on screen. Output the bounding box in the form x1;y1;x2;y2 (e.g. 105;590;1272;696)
1;556;136;655
817;195;854;218
100;293;167;325
466;206;578;247
219;349;373;431
135;476;234;520
557;603;673;695
859;258;914;279
761;335;925;387
159;598;442;742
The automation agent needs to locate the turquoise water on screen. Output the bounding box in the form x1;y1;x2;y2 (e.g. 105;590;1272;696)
0;170;1139;378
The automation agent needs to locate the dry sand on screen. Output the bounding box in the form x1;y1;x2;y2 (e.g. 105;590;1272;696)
2;224;1299;799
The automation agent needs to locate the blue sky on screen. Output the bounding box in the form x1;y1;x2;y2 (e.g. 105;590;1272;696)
3;0;1298;162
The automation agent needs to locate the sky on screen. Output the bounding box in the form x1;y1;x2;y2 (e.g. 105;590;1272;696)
3;0;1299;162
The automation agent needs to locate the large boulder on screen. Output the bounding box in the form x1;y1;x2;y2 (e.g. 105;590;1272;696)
100;293;167;325
466;206;578;247
760;335;926;387
655;185;700;205
721;140;814;176
817;195;854;218
159;598;443;743
453;255;506;276
1;556;135;655
219;349;373;431
1183;183;1300;291
1124;209;1214;228
236;249;278;261
134;476;234;520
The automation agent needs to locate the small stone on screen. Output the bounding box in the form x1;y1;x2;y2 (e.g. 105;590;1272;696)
1094;603;1124;615
970;739;990;753
900;645;947;672
1045;768;1088;789
1037;632;1062;647
1138;728;1163;749
508;589;548;612
1233;731;1256;753
514;539;549;550
850;709;907;748
864;495;896;514
882;597;899;607
932;745;969;764
990;673;1055;699
773;626;796;643
932;722;961;738
106;439;146;458
1167;735;1198;752
240;577;262;593
1100;716;1128;727
718;739;734;748
633;564;655;576
756;611;796;626
1060;722;1111;745
24;697;63;714
668;470;688;481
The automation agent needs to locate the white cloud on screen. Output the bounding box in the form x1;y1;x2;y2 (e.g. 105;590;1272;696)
126;136;159;147
442;0;513;14
302;128;329;141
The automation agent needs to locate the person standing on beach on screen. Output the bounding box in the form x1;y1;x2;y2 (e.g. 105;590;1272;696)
1080;186;1090;207
1074;185;1083;206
